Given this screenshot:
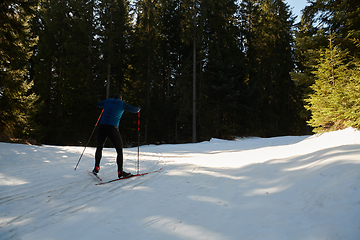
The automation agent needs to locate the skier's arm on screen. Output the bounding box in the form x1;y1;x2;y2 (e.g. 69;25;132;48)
96;101;105;108
123;102;140;113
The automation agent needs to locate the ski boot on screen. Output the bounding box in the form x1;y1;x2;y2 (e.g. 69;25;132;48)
118;170;132;179
92;166;100;175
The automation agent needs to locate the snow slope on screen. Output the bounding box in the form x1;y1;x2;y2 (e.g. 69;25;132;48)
0;128;359;240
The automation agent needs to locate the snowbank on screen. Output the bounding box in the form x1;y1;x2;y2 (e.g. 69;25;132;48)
0;128;359;239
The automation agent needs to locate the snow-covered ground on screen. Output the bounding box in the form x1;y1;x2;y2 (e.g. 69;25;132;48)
1;128;360;240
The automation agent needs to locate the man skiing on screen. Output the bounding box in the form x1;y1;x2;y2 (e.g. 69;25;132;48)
93;93;140;179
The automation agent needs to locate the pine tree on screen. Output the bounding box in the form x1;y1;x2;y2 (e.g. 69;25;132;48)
98;0;132;98
302;0;360;57
153;0;183;143
130;0;162;143
292;25;329;126
200;0;246;139
305;37;360;132
33;0;100;145
0;0;39;138
240;0;301;136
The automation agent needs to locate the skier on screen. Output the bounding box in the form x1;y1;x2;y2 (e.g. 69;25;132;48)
93;93;141;179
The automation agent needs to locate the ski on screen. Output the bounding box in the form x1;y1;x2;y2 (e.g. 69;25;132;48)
87;170;102;181
96;168;162;185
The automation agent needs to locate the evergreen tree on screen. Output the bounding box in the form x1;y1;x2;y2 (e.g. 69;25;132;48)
130;0;162;143
34;0;100;145
200;0;246;139
302;0;360;57
97;0;133;98
294;0;360;133
240;0;302;136
305;37;360;132
153;0;183;143
0;0;39;138
174;0;199;142
292;26;328;130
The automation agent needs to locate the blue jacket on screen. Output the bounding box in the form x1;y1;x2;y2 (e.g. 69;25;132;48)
97;98;140;127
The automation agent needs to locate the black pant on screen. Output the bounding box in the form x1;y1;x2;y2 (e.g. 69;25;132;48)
95;124;123;172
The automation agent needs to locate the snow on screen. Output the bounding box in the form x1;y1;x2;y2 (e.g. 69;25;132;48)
1;128;360;240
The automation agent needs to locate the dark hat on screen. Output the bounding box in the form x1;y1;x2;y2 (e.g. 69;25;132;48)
114;93;122;99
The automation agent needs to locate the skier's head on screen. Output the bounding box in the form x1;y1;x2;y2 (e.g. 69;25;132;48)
114;93;122;100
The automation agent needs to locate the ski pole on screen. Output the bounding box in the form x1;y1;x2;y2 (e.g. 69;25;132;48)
137;108;140;174
74;109;104;170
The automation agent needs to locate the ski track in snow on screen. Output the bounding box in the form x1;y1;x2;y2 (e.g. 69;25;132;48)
0;128;360;239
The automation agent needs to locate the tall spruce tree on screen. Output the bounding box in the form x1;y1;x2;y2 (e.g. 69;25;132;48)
130;0;162;144
174;0;199;142
98;0;132;99
302;0;360;57
240;0;302;136
0;0;39;138
34;0;100;145
154;0;183;143
200;0;246;139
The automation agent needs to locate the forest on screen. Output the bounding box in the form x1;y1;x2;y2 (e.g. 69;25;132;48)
1;0;360;146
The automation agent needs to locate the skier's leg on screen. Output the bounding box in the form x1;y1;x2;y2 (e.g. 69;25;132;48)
108;127;124;173
95;125;108;170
